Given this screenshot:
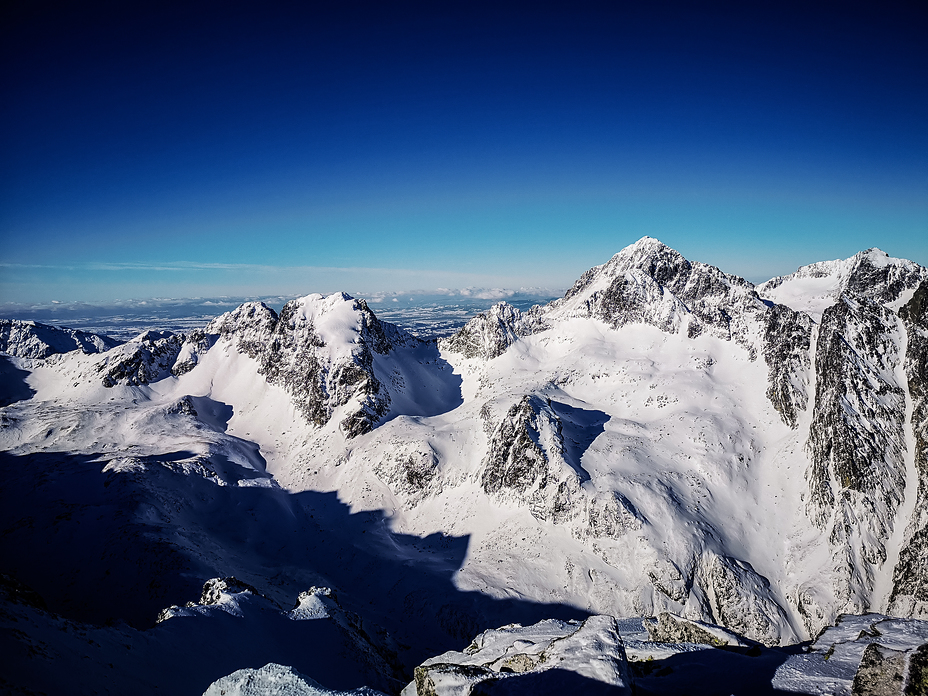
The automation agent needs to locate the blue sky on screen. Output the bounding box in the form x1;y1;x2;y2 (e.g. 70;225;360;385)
2;1;926;303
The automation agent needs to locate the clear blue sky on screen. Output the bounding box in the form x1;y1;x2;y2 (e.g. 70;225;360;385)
2;1;926;303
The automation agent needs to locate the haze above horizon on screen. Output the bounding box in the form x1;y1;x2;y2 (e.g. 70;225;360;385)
2;1;926;304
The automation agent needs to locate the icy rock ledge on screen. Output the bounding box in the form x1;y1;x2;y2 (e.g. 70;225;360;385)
772;613;928;696
202;663;388;696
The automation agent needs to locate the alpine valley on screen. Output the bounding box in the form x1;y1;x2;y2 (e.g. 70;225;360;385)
3;237;928;695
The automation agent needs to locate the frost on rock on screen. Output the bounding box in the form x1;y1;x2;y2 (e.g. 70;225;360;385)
202;663;389;696
890;280;928;618
805;295;909;618
95;330;184;387
0;319;121;358
402;615;631;695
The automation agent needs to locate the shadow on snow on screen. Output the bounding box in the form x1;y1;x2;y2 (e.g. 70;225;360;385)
0;448;586;692
0;355;35;407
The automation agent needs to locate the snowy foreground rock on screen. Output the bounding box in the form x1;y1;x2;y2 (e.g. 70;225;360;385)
401;615;631;695
197;612;928;696
4;238;928;693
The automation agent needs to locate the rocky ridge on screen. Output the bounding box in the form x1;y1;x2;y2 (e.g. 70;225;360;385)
436;238;928;644
0;318;121;358
890;279;928;619
442;237;813;430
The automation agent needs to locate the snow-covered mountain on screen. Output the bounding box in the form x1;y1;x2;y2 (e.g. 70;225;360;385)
0;318;122;358
2;238;927;694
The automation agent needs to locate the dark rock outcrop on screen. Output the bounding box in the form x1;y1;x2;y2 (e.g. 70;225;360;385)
439;302;545;361
480;395;584;525
851;643;913;696
761;303;813;429
643;612;749;647
97;330;184;387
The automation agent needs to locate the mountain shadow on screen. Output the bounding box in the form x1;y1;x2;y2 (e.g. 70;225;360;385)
0;448;590;691
548;400;610;483
0;355;35;406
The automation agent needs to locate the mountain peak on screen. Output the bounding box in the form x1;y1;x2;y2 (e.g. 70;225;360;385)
758;248;927;320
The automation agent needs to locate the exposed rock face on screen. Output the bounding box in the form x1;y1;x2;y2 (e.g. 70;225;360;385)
643;612;750;647
480;395;584;525
480;397;654;578
551;238;768;349
372;444;441;506
401;616;631;696
171;329;216;376
851;643;909;696
761;303;813;429
805;296;909;614
844;250;928;306
686;552;795;647
439;302;545;361
890;280;928;618
760;248;928;312
96;330;185;387
906;643;928;696
0;319;120;358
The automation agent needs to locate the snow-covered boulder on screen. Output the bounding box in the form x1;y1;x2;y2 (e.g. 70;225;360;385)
401;615;631;695
772;613;928;695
